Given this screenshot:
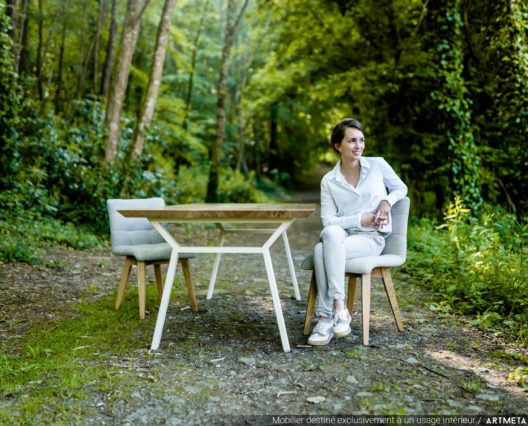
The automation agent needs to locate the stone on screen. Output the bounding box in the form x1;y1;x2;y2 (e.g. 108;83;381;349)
476;393;500;402
346;375;359;385
306;396;326;404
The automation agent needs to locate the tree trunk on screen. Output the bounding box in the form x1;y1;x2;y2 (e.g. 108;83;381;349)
234;50;253;174
100;0;117;97
182;0;209;129
54;0;68;113
17;0;29;74
36;0;43;100
104;0;150;163
268;101;279;173
93;0;107;94
206;0;249;202
253;120;261;182
39;4;67;90
132;0;176;157
6;0;18;59
76;0;102;99
429;0;482;213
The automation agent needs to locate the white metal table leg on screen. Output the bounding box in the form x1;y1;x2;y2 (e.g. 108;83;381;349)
149;221;182;351
207;224;225;299
150;248;179;350
263;248;291;352
282;231;300;301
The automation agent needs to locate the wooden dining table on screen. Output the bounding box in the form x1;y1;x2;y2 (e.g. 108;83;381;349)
118;203;316;352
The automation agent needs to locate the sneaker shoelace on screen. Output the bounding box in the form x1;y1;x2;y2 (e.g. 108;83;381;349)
313;321;331;335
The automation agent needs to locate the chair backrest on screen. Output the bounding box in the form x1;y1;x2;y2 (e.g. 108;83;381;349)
107;198;166;252
381;197;410;260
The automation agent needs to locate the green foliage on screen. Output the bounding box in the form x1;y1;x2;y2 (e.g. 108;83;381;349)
218;168;269;202
0;98;169;233
508;367;528;389
406;198;528;344
0;210;101;264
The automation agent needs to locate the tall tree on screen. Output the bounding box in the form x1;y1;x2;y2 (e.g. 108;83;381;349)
105;0;151;163
430;0;482;213
206;0;249;202
36;0;43;100
0;4;22;188
77;0;106;98
54;0;68;113
5;0;18;59
132;0;176;157
100;0;118;97
15;0;28;74
478;0;528;213
182;0;210;129
93;0;107;94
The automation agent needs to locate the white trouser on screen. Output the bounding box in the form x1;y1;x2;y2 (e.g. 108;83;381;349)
314;225;385;319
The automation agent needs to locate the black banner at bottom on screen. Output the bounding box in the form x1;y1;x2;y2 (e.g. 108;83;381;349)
232;416;528;426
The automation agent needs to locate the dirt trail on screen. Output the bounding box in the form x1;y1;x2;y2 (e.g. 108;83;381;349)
1;185;527;423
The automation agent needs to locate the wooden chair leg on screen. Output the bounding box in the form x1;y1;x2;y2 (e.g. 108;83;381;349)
303;271;317;336
180;258;198;312
346;274;357;315
381;268;404;332
361;273;371;345
137;261;147;320
115;257;133;310
154;264;163;304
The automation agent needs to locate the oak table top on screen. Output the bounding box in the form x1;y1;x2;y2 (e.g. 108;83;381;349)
118;203;316;220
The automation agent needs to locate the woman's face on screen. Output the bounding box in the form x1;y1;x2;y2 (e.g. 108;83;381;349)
337;127;364;161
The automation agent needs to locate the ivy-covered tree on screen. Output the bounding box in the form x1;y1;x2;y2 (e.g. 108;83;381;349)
428;0;482;213
0;4;21;190
465;0;528;215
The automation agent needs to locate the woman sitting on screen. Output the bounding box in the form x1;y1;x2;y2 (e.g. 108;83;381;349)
308;118;408;346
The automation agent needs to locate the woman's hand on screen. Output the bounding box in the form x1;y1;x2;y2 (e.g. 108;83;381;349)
361;201;391;229
374;200;391;228
360;211;377;228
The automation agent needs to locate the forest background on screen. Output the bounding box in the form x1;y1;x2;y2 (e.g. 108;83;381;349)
0;0;527;343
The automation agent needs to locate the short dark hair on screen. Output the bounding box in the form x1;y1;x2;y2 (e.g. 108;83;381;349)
330;118;363;153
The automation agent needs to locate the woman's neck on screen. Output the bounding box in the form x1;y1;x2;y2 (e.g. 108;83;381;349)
340;158;360;174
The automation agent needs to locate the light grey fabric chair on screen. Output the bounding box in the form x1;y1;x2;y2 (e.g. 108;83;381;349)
107;198;197;319
302;197;410;345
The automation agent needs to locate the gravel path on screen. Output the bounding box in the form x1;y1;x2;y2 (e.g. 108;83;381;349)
1;197;527;424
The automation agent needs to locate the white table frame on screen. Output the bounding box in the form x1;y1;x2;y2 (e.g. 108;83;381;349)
206;223;301;301
149;217;301;353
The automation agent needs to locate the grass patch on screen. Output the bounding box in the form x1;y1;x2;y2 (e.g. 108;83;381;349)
490;350;528;365
0;287;159;424
369;382;390;393
344;347;367;360
458;378;482;394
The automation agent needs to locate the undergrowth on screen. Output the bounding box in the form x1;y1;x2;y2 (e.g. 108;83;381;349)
0;209;102;264
405;197;528;346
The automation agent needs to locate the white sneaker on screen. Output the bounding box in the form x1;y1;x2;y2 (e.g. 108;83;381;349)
307;320;334;346
333;308;352;337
